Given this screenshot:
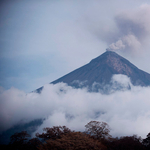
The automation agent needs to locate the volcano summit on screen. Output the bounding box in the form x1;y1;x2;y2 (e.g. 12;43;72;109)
36;51;150;93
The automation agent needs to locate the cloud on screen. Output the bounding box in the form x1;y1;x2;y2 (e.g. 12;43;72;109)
1;75;150;138
107;4;150;55
1;0;150;139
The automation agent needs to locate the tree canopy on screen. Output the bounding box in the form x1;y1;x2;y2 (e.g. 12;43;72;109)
85;121;111;139
1;121;150;150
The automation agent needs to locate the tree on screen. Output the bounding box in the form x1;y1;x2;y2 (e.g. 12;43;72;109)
9;131;30;145
27;138;42;150
108;135;144;150
85;121;111;140
38;132;107;150
36;126;71;141
9;131;30;150
143;132;150;149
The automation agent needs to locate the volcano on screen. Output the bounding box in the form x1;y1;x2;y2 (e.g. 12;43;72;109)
2;51;150;145
36;51;150;93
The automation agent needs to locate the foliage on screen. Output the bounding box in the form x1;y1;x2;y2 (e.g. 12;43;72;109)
27;138;42;150
143;133;150;149
36;125;71;141
85;121;111;140
106;135;145;150
1;121;150;150
9;131;30;150
9;131;30;144
38;132;107;150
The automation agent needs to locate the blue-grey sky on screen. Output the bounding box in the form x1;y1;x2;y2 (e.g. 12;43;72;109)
1;0;150;92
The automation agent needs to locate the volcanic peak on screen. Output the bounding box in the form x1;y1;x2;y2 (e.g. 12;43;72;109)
35;50;150;93
90;51;137;76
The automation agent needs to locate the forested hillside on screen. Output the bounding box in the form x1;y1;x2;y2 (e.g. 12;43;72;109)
1;121;150;150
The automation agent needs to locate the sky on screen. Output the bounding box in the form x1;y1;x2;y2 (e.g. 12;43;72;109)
1;0;150;139
1;0;150;92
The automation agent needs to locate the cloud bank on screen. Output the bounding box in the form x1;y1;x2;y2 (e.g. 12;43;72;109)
0;75;150;138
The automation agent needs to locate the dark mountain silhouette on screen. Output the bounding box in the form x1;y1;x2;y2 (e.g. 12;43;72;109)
36;51;150;93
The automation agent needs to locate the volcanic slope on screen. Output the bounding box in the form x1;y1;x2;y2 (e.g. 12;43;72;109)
36;51;150;93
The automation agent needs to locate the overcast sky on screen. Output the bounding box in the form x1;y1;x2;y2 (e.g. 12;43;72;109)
1;0;150;92
1;0;150;139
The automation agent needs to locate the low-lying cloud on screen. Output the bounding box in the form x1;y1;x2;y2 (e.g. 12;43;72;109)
0;74;150;138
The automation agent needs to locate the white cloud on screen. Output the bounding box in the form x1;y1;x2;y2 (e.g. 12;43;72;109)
1;0;150;139
1;75;150;139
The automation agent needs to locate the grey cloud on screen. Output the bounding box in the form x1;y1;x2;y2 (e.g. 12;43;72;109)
107;4;150;55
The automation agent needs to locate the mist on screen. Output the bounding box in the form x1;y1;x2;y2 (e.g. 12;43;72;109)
1;75;150;138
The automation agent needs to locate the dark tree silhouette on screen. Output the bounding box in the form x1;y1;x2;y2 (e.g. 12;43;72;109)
9;131;30;150
143;133;150;149
107;135;145;150
9;131;30;145
85;121;111;140
27;138;42;150
36;125;71;141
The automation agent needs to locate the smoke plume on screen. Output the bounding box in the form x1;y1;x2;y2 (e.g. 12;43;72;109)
107;4;150;55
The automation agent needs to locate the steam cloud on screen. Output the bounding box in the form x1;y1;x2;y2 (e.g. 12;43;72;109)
107;4;150;55
0;75;150;138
